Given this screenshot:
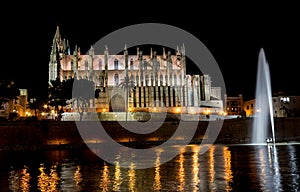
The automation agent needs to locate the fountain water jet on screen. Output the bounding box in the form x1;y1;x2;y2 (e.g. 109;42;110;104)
251;48;275;145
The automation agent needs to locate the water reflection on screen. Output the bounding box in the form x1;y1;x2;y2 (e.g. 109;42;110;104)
8;166;30;192
154;151;161;191
128;162;136;192
192;146;200;192
255;145;283;192
38;163;60;191
3;144;300;191
288;145;299;191
223;146;233;191
113;155;122;191
177;153;185;191
99;163;110;191
208;145;216;191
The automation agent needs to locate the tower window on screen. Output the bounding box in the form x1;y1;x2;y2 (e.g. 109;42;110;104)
114;73;119;86
130;58;134;70
114;59;118;70
99;59;102;70
85;60;88;70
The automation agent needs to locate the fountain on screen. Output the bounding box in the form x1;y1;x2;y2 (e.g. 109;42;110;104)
251;48;275;145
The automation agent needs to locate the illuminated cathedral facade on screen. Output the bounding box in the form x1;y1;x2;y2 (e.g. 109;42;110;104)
48;26;223;115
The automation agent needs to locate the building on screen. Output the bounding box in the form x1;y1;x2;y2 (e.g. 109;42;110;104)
15;89;28;117
243;99;255;117
0;88;28;120
272;93;300;117
48;26;223;115
243;92;300;118
224;94;244;116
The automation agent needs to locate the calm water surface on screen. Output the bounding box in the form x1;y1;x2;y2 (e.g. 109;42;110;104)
0;144;299;191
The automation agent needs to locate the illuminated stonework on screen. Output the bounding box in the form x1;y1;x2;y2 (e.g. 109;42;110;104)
49;26;223;114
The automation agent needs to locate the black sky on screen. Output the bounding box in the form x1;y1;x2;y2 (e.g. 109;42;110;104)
2;3;299;100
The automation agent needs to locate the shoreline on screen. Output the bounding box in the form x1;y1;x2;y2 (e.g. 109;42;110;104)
1;139;300;152
1;117;300;151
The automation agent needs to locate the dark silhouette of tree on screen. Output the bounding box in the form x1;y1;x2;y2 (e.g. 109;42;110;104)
72;78;95;121
27;98;44;117
119;76;135;121
95;89;101;99
0;80;20;105
48;77;95;121
48;77;68;112
48;77;76;111
62;78;74;99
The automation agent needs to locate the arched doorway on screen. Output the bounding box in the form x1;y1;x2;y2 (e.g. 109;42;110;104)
109;93;125;112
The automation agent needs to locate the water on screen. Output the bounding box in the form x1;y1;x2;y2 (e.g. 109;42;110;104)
1;144;299;191
252;48;275;144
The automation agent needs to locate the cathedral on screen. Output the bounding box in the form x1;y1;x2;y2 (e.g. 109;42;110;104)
48;26;223;115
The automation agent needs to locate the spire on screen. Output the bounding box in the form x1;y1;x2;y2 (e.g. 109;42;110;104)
104;45;109;55
63;39;66;50
150;47;153;59
74;45;78;55
67;40;70;55
89;45;94;80
77;47;81;56
181;43;185;56
104;45;109;88
54;25;61;43
176;45;181;56
137;47;140;58
124;44;128;69
163;47;166;60
89;45;94;56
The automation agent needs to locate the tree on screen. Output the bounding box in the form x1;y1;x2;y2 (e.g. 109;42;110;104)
0;80;20;105
27;98;43;117
47;77;76;121
48;77;95;121
0;80;20;119
48;77;68;112
119;76;135;121
72;78;95;121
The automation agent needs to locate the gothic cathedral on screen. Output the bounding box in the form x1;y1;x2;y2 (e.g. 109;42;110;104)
48;26;223;114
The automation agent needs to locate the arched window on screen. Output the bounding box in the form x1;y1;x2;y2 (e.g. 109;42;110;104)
114;59;118;70
85;60;88;70
130;58;134;70
160;74;163;86
99;59;102;70
99;75;103;86
114;73;119;85
144;61;148;70
165;74;168;86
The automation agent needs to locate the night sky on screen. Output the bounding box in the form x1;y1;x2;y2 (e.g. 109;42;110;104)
2;3;299;101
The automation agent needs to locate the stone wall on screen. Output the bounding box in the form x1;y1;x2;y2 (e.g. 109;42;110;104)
1;117;300;150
